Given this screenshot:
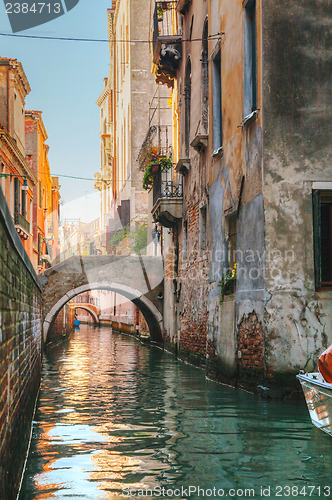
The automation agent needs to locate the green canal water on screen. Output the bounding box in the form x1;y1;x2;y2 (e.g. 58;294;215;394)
19;325;331;499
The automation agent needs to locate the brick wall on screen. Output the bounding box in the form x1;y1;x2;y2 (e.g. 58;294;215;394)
177;199;210;366
0;187;42;500
237;311;264;384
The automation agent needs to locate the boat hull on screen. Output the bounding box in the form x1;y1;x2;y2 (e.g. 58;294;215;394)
297;373;332;436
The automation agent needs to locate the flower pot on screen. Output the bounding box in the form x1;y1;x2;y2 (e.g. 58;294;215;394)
150;163;160;174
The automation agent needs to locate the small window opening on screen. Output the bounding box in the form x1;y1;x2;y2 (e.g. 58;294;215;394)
313;191;332;288
201;19;209;133
212;50;222;153
184;59;192;157
199;205;207;253
14;177;20;214
244;0;257;116
227;216;237;271
182;219;188;260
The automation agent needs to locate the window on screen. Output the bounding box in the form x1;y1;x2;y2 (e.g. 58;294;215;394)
212;50;222;153
227;215;237;271
38;232;42;265
244;0;257;116
182;219;188;260
0;162;5;193
10;176;14;215
313;191;332;288
38;181;42;208
199;205;207;253
21;186;27;218
14;177;20;214
184;58;192;157
201;19;209;133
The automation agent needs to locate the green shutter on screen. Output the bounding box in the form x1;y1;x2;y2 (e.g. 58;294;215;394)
312;190;321;289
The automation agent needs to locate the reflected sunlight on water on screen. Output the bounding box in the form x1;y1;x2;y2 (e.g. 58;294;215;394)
19;326;331;499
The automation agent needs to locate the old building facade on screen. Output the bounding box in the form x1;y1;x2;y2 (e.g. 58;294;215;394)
148;0;332;395
25;110;60;271
94;0;161;334
0;58;37;262
94;0;157;257
0;58;60;273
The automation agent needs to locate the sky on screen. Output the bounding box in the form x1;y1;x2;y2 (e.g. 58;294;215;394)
0;0;111;222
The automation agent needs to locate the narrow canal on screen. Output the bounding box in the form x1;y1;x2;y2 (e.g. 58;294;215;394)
20;325;331;499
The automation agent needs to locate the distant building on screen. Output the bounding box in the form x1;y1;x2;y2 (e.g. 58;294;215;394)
94;0;157;256
60;218;102;259
0;58;37;261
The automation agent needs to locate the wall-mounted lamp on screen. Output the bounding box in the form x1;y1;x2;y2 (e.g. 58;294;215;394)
152;224;161;243
22;178;29;191
0;173;29;192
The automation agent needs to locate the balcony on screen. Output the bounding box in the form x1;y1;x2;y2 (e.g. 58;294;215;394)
138;125;173;170
153;1;182;87
94;171;112;191
152;167;183;228
14;212;30;239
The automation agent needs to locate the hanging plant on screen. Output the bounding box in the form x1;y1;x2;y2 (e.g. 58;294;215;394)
141;145;159;170
157;4;164;19
142;157;172;190
142;164;155;190
219;263;237;302
158;157;172;171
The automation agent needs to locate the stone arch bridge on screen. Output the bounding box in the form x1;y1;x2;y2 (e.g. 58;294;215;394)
68;302;101;324
39;255;164;343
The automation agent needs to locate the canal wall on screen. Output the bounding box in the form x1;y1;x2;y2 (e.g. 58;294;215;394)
0;187;42;500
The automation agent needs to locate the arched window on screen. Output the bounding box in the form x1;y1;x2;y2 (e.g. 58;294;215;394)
201;18;209;133
184;58;192;157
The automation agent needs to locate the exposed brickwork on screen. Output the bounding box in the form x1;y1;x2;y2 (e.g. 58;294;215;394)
177;196;210;365
179;313;208;356
206;339;218;360
237;312;264;375
47;305;75;345
0;191;42;500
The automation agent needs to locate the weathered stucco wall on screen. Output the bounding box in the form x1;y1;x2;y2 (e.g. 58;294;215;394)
159;0;331;395
262;0;332;382
206;0;264;387
0;187;42;499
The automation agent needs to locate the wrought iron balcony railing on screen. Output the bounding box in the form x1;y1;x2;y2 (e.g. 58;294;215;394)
152;1;182;86
153;1;179;52
153;166;183;207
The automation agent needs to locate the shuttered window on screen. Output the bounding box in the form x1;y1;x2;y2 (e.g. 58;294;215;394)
14;177;20;214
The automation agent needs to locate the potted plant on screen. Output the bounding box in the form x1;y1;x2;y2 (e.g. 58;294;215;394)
142;157;172;190
219;263;237;302
157;4;164;20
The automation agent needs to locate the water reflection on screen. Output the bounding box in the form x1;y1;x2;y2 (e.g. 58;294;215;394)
20;326;331;499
